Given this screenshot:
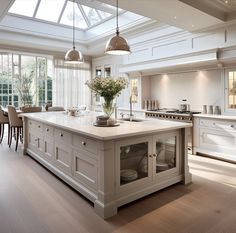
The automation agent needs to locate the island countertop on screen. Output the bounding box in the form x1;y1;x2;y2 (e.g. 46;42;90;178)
21;111;192;140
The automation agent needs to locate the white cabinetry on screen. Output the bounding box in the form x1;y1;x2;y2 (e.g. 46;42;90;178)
116;131;182;195
193;116;236;162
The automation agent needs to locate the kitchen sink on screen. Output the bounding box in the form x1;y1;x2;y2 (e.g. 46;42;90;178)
120;117;144;122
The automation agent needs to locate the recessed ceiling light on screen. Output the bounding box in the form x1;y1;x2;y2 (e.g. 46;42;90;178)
174;16;177;19
191;24;195;27
225;0;229;4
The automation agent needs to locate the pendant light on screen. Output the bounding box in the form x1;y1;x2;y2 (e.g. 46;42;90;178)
105;0;131;55
65;0;84;63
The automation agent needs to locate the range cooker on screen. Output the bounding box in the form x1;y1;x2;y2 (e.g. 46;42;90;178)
145;108;201;153
145;109;201;123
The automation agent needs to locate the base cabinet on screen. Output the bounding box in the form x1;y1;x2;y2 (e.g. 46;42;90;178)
24;118;190;219
116;131;181;194
193;117;236;162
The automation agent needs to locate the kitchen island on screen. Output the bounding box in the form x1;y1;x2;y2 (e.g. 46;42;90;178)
21;112;192;218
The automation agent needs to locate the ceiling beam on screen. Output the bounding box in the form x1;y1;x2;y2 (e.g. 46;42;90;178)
0;0;15;21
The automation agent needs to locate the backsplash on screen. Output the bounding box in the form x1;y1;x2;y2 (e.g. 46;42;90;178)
150;69;222;111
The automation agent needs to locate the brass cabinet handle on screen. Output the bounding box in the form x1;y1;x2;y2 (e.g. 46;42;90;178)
153;154;157;157
82;141;86;146
149;154;153;158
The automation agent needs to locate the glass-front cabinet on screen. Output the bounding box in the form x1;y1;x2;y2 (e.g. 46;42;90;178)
153;131;180;179
116;131;180;192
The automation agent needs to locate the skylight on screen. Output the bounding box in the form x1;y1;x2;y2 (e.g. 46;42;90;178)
8;0;119;30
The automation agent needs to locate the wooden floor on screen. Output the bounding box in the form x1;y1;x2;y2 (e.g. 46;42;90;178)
0;138;235;233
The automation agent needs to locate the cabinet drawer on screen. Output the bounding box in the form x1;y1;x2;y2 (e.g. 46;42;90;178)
44;125;54;137
199;119;236;132
73;135;97;155
73;149;98;190
55;129;72;145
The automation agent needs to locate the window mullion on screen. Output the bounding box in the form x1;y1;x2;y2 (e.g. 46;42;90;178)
78;3;90;27
33;0;41;18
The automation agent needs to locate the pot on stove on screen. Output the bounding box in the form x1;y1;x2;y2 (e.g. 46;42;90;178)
179;99;190;112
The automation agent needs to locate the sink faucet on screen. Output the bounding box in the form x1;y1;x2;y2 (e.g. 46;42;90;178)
129;95;133;121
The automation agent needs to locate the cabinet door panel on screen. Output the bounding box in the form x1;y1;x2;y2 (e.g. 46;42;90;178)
44;136;54;162
116;136;152;193
200;128;236;154
55;142;72;176
153;131;180;179
28;130;44;157
73;149;98;190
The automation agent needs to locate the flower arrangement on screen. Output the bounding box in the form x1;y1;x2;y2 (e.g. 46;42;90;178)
85;76;128;98
86;77;128;117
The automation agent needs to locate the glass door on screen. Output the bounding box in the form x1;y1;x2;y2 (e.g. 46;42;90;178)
116;136;152;192
153;132;180;178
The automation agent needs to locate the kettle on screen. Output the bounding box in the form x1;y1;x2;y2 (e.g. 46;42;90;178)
179;99;190;112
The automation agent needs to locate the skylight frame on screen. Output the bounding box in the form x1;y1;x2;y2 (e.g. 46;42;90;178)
7;0;125;31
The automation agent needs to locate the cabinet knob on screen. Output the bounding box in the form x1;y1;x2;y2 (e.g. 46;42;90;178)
153;154;157;157
46;128;49;132
60;133;63;137
149;154;153;158
38;125;41;128
230;125;235;128
82;141;86;146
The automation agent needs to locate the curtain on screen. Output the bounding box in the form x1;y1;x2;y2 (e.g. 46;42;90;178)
53;58;91;109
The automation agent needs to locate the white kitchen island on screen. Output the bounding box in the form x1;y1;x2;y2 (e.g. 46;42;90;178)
21;112;192;219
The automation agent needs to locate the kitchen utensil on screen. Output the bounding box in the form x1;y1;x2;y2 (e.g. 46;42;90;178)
203;105;207;114
120;169;138;181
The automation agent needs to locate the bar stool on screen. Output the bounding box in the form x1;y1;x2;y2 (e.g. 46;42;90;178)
0;109;9;144
8;106;23;151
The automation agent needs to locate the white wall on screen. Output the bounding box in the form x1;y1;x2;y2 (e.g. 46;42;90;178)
150;69;222;111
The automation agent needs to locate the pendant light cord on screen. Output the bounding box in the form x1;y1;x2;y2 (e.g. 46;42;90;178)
73;0;75;49
116;0;119;35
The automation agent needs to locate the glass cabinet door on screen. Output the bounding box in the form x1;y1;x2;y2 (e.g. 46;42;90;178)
120;141;149;185
155;134;178;174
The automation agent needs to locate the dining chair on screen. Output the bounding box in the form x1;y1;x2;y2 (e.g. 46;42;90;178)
0;108;9;144
48;106;65;111
21;106;42;113
8;106;23;151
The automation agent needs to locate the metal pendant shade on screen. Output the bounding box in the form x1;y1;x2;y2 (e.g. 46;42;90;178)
65;0;84;64
105;0;131;55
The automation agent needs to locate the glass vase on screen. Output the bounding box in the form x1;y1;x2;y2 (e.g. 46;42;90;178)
102;97;115;118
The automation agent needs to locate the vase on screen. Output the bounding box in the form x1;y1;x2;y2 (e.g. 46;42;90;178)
102;97;115;118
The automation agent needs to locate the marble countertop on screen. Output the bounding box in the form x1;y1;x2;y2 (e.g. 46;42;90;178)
194;114;236;121
21;111;192;140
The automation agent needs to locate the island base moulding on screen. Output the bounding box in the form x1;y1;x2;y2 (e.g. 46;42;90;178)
21;113;192;219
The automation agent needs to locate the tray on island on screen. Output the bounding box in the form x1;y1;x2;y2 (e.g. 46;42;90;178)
93;123;120;127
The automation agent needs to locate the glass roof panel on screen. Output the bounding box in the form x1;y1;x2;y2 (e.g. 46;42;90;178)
9;0;38;17
97;10;112;19
60;1;88;29
36;0;66;23
81;5;101;26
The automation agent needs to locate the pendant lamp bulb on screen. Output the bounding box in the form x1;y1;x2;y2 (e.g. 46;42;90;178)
65;0;84;64
105;0;131;55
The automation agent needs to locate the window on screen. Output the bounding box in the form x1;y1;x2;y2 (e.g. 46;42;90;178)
0;53;52;107
9;0;118;30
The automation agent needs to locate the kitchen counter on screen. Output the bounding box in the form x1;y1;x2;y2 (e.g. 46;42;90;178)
194;114;236;121
21;111;192;140
21;111;192;219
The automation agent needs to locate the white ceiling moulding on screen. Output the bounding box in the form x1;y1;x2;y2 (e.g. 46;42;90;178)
119;49;219;75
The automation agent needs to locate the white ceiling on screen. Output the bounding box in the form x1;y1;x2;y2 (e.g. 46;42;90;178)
1;0;236;57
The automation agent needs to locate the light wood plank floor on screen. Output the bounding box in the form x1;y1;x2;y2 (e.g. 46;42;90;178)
0;138;235;233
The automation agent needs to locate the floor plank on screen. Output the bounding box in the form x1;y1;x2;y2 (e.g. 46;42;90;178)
0;138;235;233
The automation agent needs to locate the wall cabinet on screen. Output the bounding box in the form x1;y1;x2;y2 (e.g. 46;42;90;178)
193;117;236;162
116;131;181;193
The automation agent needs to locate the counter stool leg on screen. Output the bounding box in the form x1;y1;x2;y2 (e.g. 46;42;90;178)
15;127;20;151
0;124;4;143
9;126;12;148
